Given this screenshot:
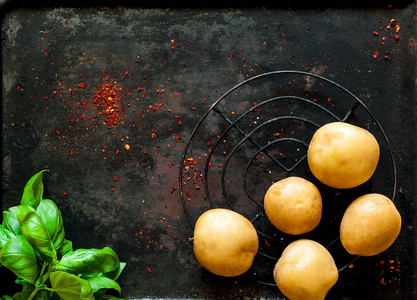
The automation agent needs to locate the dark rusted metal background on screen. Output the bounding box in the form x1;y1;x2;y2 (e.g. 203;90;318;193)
1;1;416;299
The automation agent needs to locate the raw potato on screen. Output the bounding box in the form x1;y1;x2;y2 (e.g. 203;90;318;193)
274;239;338;300
307;122;380;189
193;208;259;277
340;193;401;256
264;177;322;235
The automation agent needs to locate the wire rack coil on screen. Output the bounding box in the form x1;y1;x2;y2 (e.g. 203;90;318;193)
178;70;397;286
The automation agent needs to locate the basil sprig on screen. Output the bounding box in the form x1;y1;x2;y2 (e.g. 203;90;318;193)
0;171;125;300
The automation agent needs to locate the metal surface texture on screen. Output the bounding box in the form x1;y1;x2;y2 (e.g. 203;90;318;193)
1;1;416;299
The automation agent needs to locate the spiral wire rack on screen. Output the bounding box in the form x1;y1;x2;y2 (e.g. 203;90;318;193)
178;70;397;286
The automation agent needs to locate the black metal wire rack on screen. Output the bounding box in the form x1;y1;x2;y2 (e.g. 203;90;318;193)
178;70;397;286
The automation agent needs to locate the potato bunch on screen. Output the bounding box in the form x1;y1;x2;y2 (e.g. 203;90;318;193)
192;122;401;300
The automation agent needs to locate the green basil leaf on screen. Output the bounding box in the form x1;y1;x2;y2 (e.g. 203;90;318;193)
1;295;13;300
58;239;73;259
81;262;126;281
0;225;15;248
36;199;65;250
12;285;35;300
32;290;51;300
0;235;39;284
15;278;35;286
85;277;121;294
101;296;124;300
93;289;106;300
54;248;119;276
9;206;56;265
2;211;21;236
106;262;126;281
21;170;49;209
50;271;94;300
9;205;35;222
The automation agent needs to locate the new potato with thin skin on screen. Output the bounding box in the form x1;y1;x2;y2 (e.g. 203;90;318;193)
264;177;322;235
193;208;259;277
340;193;401;256
274;239;339;300
307;122;380;189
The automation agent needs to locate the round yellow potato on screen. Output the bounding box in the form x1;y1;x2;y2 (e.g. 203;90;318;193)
264;177;322;235
307;122;380;189
340;193;401;256
193;208;259;277
273;239;339;300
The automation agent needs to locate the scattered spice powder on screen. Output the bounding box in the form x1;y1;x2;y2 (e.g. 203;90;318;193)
92;80;124;125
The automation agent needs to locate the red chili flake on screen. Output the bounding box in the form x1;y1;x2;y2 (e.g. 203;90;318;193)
274;133;280;136
151;132;157;138
264;24;268;28
147;268;152;273
373;31;379;36
173;136;181;142
170;187;176;193
264;240;270;246
349;264;354;269
395;25;400;32
79;83;86;89
394;34;400;40
390;19;397;26
384;55;391;60
373;51;379;58
136;56;139;63
124;71;129;76
63;192;67;196
178;120;182;126
171;39;175;44
114;176;120;181
149;103;163;111
168;163;174;168
218;164;223;168
68;88;72;95
56;130;60;134
92;80;124;125
70;150;73;156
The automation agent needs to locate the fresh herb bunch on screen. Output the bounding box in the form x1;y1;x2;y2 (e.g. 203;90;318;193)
0;170;125;300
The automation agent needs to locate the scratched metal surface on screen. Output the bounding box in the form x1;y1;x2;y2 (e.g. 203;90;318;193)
1;1;416;299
